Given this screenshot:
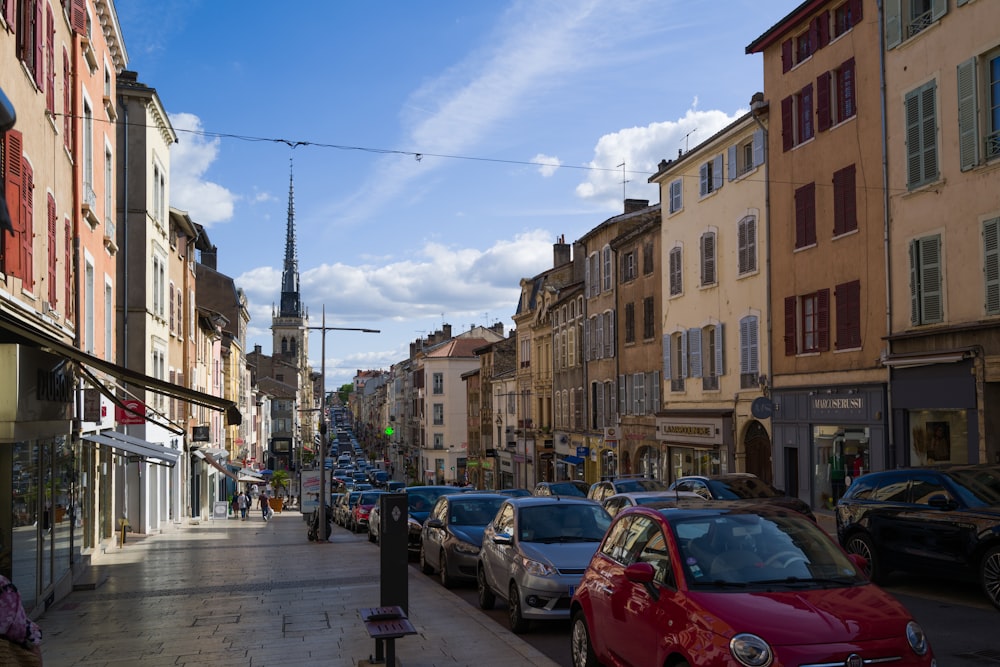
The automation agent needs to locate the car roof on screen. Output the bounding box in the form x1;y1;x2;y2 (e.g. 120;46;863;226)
607;490;702;500
503;495;600;507
624;499;807;520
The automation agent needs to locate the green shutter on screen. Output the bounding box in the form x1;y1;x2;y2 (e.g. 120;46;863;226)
714;323;725;376
885;0;902;49
662;334;672;381
984;218;1000;315
920;236;943;323
957;58;979;171
909;240;920;325
905;82;938;188
688;328;702;378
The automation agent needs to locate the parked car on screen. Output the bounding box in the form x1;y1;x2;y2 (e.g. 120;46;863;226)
334;491;360;527
668;472;817;521
498;488;532;497
587;475;671;503
406;485;466;557
348;490;385;533
836;464;1000;610
601;490;703;517
570;504;935;667
419;493;507;587
531;480;590;497
477;496;612;633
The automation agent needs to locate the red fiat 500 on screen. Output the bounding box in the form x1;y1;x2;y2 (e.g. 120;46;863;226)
570;503;935;667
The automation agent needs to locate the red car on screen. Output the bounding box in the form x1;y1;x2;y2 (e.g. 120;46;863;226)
570;503;935;667
348;490;385;533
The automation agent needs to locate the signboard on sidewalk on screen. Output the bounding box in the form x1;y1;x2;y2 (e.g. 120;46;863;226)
212;501;229;520
300;470;320;514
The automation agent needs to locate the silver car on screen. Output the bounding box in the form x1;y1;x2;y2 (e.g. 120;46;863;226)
477;496;611;634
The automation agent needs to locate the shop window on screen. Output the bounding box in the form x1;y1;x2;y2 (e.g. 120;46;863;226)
814;425;870;509
908;409;968;465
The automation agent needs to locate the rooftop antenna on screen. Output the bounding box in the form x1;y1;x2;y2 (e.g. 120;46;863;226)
617;161;630;202
682;128;698;153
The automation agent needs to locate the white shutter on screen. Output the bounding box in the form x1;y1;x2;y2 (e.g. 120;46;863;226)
957;58;979;171
752;129;765;167
728;145;737;181
714;323;725;376
885;0;902;49
713;154;724;191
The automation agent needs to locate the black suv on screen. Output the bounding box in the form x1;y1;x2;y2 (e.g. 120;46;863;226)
835;464;1000;610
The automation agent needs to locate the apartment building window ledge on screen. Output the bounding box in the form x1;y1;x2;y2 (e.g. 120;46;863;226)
81;202;100;230
902;177;947;198
103;96;118;122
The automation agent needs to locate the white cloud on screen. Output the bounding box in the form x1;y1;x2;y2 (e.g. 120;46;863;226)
533;153;562;177
167;112;237;225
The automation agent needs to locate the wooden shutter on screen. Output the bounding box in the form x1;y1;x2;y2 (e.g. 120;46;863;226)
919;236;943;323
3;130;24;277
984;218;1000;315
835;280;861;349
714;323;725;376
669;179;681;212
699;162;709;196
957;58;979;171
752;129;765;167
781;39;793;73
905;82;938;188
701;232;715;285
33;0;44;89
885;0;902;48
669;247;681;295
781;96;794;151
728;145;737;181
688;328;703;378
46;5;55;113
3;0;15;27
662;335;672;382
712;154;723;192
741;316;759;374
63;48;72;147
851;0;863;24
47;194;57;304
784;296;797;356
817;288;830;351
71;0;87;34
21;161;34;290
64;218;72;318
680;330;689;378
817;72;832;132
817;10;830;47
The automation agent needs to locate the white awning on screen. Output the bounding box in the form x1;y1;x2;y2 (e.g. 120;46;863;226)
82;431;180;467
880;351;968;369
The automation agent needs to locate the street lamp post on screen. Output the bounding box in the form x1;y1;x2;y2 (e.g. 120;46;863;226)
309;305;379;540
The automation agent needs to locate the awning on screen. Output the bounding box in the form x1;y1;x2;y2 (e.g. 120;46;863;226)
880;350;969;369
0;309;241;423
560;455;585;466
193;448;238;480
82;431;180;467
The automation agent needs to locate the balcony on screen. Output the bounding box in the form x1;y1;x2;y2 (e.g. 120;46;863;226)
81;186;99;229
103;218;117;253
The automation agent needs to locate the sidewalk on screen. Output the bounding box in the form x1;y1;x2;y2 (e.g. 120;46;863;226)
38;510;561;667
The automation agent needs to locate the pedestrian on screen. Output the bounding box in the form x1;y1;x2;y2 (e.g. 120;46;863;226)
0;574;43;666
260;489;271;521
237;491;249;520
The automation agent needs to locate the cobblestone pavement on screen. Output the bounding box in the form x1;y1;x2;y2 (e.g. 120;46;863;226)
38;510;561;667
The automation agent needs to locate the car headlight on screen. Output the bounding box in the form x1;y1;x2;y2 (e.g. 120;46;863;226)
730;633;773;667
906;621;929;656
520;556;556;577
453;541;479;555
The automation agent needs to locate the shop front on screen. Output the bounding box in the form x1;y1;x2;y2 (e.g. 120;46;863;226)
620;422;658;480
655;412;733;484
771;385;887;511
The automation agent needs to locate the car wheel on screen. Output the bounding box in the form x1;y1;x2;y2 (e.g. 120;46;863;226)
419;543;434;574
367;529;376;543
981;546;1000;611
508;582;530;634
476;565;495;610
439;550;455;589
570;610;599;667
845;532;884;583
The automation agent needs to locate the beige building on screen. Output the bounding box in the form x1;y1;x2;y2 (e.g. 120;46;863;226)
649;111;771;484
748;0;887;510
882;0;1000;468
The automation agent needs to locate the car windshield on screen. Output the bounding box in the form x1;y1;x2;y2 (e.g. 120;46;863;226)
449;497;505;526
616;479;670;493
706;477;781;499
408;488;450;512
519;503;611;542
946;467;1000;507
547;482;588;497
359;492;382;505
672;513;864;589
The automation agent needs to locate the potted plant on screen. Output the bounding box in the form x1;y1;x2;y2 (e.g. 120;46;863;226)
269;470;290;512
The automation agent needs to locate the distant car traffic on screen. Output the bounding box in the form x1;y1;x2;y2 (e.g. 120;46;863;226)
531;480;590;497
668;472;817;521
836;463;1000;610
419;493;507;587
600;490;703;517
477;496;612;633
570;504;935;666
587;476;671;503
498;488;532;497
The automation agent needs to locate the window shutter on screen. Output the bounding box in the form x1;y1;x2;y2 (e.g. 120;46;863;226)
795;184;809;248
906;82;938;188
607;311;615;357
752;129;765;167
728;145;737;181
3;0;15;26
809;17;820;56
920;236;943;323
885;0;902;49
680;330;689;378
781;96;794;151
71;0;87;34
64;219;72;317
583;318;590;361
817;10;830;47
46;5;55;113
931;0;947;22
688;328;703;378
63;48;72;147
909;241;920;325
781;39;793;73
713;154;723;192
784;296;797;356
835;280;861;349
669;247;682;295
652;371;660;410
596;315;604;360
714;323;725;376
4;130;24;277
817;288;830;351
33;0;44;89
851;0;863;24
699;162;709;196
21;161;34;289
596;382;605;424
47;194;57;304
741;316;759;374
957;58;979;171
984;218;1000;315
701;232;715;285
662;335;672;381
584;258;590;298
817;71;832;132
669;179;682;212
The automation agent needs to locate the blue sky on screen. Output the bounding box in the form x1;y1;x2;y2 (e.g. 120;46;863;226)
115;0;800;390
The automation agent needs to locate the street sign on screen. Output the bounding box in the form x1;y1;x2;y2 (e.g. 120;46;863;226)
384;426;394;436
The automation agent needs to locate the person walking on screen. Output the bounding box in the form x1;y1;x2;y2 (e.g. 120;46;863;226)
260;489;271;521
237;491;249;520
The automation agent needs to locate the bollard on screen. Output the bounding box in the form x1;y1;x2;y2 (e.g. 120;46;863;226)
119;517;131;547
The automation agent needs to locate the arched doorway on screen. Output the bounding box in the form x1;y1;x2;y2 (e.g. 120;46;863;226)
744;420;773;484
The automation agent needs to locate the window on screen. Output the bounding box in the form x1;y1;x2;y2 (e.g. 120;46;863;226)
433;434;444;449
47;194;57;305
643;296;655;340
603;311;614;357
83;100;94;207
642;242;654;275
433;403;444;426
818;59;856;131
833;0;863;38
693;325;724;391
700;231;716;286
781;85;814;151
909;235;943;325
832;164;857;236
984;218;1000;315
739;315;760;389
168;281;175;332
152;252;166;318
795;183;817;248
738;215;757;275
728;130;764;180
835;280;862;349
632;373;646;415
668;178;682;213
432;372;444;394
104;145;113;229
624;302;635;344
885;0;946;48
905;81;939;189
958;50;1000;170
603;246;612;292
621;248;636;282
784;290;830;355
663;331;687;392
668;247;682;296
105;280;113;359
585;252;600;297
699;155;723;196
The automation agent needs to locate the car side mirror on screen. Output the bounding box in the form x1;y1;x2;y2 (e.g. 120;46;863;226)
624;562;656;584
425;517;445;529
926;494;955;510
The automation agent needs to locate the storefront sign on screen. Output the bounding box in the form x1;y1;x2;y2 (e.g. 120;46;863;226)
655;417;723;445
116;399;146;425
811;395;865;418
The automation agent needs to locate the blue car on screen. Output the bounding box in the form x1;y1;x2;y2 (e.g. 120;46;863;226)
405;485;466;557
419;493;507;587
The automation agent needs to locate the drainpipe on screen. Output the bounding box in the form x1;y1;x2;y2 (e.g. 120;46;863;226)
877;0;896;468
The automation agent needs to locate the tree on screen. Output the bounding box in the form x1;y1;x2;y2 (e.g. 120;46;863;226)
269;470;290;497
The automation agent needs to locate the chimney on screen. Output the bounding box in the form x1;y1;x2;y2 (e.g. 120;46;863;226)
254;344;262;355
624;199;650;214
553;234;571;267
443;324;452;339
491;322;504;336
200;244;218;270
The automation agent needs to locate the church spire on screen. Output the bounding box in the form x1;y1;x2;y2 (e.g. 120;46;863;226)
279;158;302;318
